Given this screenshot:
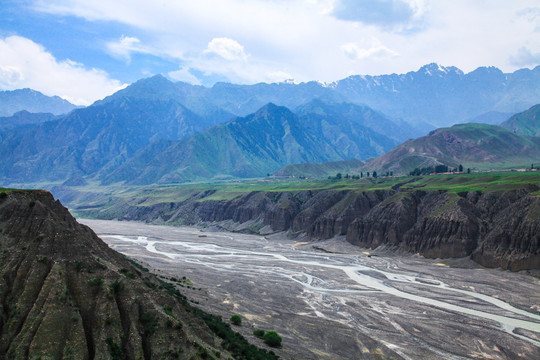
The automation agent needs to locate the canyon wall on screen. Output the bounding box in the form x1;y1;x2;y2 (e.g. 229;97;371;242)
99;186;540;271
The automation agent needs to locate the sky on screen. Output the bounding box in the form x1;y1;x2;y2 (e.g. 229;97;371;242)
0;0;539;105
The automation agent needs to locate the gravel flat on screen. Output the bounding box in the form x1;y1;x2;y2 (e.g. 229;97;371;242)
81;219;540;360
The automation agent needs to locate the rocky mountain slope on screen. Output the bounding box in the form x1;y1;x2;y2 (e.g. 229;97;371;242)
0;190;277;359
0;97;209;183
501;103;540;137
74;176;540;271
0;88;77;117
101;103;396;184
0;111;59;131
361;123;540;174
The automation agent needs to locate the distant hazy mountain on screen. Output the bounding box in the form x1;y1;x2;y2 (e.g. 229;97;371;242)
0;96;207;183
295;99;425;142
465;111;513;125
0;88;78;116
332;64;540;127
117;64;540;129
362;123;540;174
0;110;59;130
102;103;396;184
500;104;540;137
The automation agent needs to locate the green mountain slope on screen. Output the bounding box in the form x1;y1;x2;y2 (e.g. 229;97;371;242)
102;103;396;184
500;103;540;136
362;123;540;174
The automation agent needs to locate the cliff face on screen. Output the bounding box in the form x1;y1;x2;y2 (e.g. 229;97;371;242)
0;190;243;360
107;186;540;271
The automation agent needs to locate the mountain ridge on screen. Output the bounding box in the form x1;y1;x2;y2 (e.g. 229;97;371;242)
361;123;540;174
101;103;397;184
0;88;78;117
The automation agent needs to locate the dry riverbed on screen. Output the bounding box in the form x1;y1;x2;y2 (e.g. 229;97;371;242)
81;219;540;360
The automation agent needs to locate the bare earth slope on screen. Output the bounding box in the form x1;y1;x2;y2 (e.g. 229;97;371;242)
0;190;276;360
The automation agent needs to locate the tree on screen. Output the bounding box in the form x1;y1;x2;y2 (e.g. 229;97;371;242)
467;168;471;174
360;171;363;178
367;172;370;177
458;164;463;172
435;164;448;173
372;171;377;178
263;331;282;347
230;314;242;326
335;173;342;179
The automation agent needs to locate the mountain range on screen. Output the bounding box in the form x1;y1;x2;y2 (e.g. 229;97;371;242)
0;88;78;117
1;63;540;186
98;64;540;129
0;77;410;184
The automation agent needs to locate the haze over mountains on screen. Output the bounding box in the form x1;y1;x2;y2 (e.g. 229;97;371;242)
1;63;540;185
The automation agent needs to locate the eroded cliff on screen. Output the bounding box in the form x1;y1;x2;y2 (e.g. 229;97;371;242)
94;185;540;271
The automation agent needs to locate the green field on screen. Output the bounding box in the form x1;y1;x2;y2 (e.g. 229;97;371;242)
60;171;540;218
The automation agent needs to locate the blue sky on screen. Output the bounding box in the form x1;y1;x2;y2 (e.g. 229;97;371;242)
0;0;539;105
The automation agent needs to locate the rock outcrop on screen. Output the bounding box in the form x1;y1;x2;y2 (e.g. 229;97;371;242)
0;190;276;359
90;186;540;271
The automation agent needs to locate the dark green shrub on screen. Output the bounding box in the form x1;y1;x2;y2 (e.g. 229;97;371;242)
88;277;104;287
140;312;158;335
106;337;123;360
230;314;242;326
109;279;124;295
263;331;282;347
253;329;265;338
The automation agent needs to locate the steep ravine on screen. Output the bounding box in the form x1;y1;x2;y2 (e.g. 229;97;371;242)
86;186;540;271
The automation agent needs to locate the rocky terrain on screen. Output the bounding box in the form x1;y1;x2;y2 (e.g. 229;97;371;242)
0;190;277;359
78;183;540;271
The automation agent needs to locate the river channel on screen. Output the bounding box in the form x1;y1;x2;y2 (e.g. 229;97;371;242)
81;219;540;360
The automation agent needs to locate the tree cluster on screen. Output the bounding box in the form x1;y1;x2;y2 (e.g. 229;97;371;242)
409;164;465;176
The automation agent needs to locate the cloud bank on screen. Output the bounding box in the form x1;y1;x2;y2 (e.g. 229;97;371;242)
6;0;539;94
0;36;125;105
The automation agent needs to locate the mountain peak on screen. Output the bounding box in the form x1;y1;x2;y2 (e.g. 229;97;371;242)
418;63;463;76
255;102;293;115
99;74;179;104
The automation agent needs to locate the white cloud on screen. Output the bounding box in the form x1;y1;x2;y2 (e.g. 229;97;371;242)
0;36;125;105
204;38;247;61
341;41;399;61
510;46;540;67
107;35;149;62
168;66;202;85
28;0;540;86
